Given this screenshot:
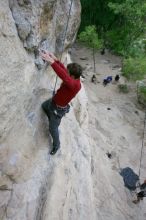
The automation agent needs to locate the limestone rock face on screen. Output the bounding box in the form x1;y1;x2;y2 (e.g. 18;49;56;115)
1;1;146;220
9;0;80;52
0;0;82;219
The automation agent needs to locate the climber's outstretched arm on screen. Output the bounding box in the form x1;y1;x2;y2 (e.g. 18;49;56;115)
40;51;74;88
40;51;66;70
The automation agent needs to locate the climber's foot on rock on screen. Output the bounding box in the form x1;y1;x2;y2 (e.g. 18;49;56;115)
50;146;60;155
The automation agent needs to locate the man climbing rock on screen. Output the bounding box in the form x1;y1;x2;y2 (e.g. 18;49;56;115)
41;51;82;155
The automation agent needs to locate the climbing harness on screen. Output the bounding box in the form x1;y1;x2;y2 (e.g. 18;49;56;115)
53;0;74;96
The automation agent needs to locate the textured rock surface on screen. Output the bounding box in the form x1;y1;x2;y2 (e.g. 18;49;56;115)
72;44;146;220
0;1;146;220
0;0;81;219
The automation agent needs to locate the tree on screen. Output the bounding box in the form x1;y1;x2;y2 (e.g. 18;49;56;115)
107;0;146;54
78;25;103;49
80;0;146;55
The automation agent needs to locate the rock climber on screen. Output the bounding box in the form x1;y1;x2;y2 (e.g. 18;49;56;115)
40;51;82;155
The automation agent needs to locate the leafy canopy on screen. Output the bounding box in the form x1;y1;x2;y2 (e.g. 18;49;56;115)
78;25;103;49
79;0;146;81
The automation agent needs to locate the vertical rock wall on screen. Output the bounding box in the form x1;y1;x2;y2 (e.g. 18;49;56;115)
1;1;145;220
0;1;82;219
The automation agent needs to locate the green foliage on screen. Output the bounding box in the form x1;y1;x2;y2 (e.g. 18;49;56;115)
79;0;146;81
122;57;146;81
138;84;146;106
128;39;146;58
105;29;129;56
118;84;129;93
79;0;117;31
78;25;103;49
107;0;146;55
106;33;146;57
80;0;146;55
139;86;146;95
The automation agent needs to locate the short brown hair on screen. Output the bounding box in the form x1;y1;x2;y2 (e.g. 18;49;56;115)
67;63;82;79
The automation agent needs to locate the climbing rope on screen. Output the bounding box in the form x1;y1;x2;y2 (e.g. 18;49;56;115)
93;46;96;73
90;5;96;73
138;111;146;178
53;0;74;96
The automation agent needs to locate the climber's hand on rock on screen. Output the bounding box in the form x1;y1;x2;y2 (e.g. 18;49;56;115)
40;51;54;64
49;53;58;61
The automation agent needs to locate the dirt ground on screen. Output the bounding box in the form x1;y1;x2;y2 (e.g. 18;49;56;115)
71;43;146;183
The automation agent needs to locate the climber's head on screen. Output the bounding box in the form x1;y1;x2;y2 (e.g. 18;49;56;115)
67;63;82;79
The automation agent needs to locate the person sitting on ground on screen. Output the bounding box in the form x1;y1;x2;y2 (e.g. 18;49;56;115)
115;74;120;82
100;48;105;55
134;180;146;203
41;51;82;155
91;74;97;84
120;167;146;204
103;76;112;86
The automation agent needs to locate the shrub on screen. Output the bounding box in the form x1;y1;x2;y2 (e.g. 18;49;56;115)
78;25;103;49
122;56;146;81
118;84;129;93
137;84;146;106
128;39;146;58
105;32;146;57
105;29;128;56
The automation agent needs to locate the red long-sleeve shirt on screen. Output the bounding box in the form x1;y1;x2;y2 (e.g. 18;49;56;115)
51;60;81;107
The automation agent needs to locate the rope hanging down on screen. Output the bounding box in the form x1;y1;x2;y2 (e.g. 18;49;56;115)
93;46;96;73
92;3;96;73
138;111;146;178
117;110;146;183
53;0;74;96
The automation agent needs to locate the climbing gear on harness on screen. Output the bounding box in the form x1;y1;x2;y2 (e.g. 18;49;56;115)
52;100;70;113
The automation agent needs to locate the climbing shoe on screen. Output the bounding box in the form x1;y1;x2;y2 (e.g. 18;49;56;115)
50;146;60;155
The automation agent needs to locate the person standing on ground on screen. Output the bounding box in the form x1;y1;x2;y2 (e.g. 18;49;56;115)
91;74;97;84
40;51;82;155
